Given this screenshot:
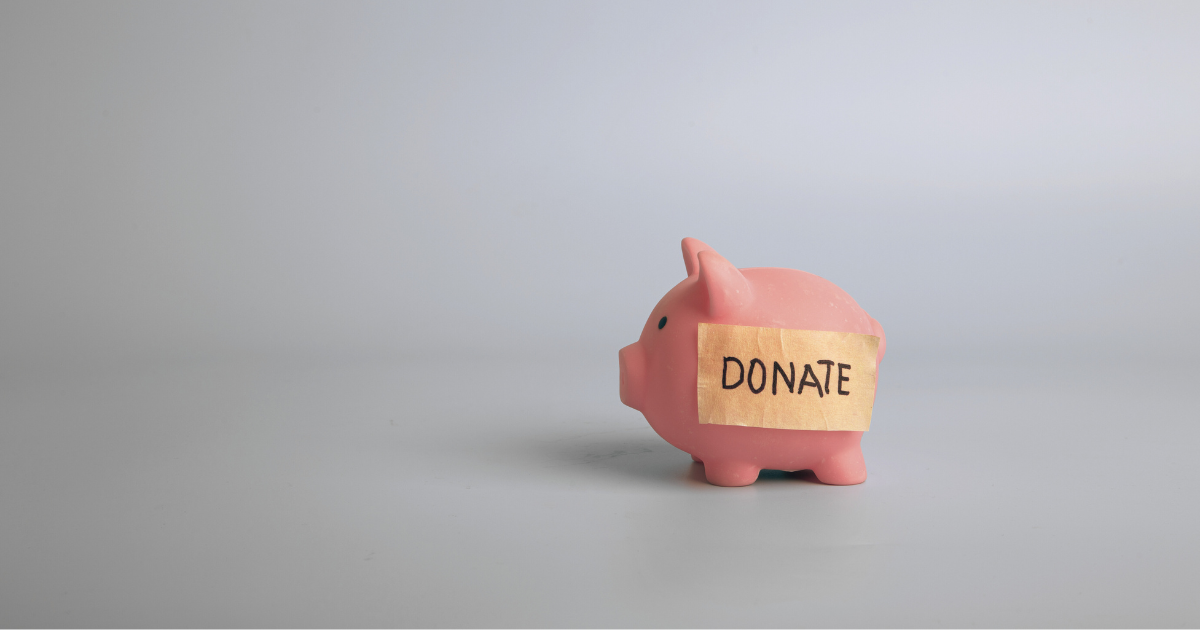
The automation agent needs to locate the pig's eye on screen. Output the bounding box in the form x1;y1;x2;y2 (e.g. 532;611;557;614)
658;316;668;330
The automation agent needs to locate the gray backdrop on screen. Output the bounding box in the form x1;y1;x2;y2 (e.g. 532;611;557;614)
2;1;1198;627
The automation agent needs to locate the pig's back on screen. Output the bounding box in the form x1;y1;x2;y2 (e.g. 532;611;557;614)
737;267;876;336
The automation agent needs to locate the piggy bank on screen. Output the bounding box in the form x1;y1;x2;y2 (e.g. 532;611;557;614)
618;238;886;487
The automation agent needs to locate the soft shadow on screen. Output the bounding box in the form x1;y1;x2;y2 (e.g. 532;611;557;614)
494;421;710;487
755;468;824;485
684;461;707;484
486;419;831;488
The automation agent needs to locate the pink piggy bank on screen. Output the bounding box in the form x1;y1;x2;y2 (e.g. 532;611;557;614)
618;238;886;487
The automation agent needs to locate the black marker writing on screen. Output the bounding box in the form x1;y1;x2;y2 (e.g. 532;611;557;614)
817;360;834;395
747;359;766;394
718;355;857;399
772;361;795;395
722;357;744;389
798;363;824;397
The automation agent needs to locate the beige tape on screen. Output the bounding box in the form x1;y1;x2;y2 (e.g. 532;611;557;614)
697;323;879;431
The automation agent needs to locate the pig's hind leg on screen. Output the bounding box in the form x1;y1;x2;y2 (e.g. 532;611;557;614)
702;460;760;487
811;446;867;485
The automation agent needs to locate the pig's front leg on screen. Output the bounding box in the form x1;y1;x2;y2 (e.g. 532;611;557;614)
702;460;761;487
811;445;868;485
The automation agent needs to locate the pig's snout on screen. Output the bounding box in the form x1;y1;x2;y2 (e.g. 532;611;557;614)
619;342;646;411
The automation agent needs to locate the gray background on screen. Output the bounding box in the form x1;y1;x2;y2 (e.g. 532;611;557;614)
1;1;1198;627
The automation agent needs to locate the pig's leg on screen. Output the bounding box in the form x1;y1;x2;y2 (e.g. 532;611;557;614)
703;460;760;487
812;446;867;485
690;454;703;463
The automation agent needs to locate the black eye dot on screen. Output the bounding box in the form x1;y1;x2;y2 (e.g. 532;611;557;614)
658;316;668;330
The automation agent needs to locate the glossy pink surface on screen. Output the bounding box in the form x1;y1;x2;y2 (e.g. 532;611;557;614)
619;238;886;487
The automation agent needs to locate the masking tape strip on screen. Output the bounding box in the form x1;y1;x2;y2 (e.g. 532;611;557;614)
697;323;879;431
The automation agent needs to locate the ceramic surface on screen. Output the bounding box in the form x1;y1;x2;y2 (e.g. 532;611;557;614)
619;238;886;486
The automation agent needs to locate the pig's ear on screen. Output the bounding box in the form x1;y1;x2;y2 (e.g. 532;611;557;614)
681;237;716;277
696;250;752;317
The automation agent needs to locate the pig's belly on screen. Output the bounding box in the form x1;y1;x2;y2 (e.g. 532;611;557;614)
681;424;863;470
